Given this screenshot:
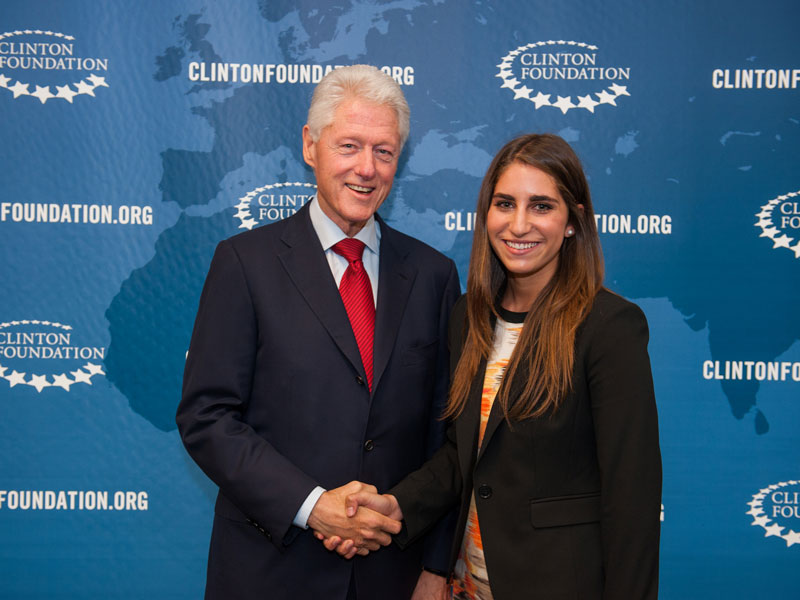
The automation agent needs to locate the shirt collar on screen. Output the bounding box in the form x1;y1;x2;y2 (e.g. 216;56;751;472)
308;195;380;254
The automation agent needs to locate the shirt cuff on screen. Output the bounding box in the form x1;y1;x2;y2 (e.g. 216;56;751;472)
293;486;326;529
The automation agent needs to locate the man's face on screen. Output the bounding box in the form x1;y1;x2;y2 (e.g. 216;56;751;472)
302;96;401;237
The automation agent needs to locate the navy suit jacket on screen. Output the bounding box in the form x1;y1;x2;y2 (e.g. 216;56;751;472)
177;203;460;600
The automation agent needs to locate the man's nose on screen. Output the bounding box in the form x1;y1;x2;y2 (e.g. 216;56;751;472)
354;150;376;179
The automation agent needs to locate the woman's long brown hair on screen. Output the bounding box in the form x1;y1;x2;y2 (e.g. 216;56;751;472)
444;134;604;421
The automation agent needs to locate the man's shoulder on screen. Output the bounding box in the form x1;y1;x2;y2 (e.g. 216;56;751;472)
380;219;454;271
223;210;301;252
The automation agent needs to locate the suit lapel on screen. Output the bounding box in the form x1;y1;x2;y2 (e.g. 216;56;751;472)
277;206;365;378
371;218;416;393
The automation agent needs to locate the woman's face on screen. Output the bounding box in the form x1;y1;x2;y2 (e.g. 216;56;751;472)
486;161;575;295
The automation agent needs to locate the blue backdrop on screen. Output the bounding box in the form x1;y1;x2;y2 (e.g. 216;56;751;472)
1;1;798;597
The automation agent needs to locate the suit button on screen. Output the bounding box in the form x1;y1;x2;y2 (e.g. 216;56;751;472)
356;375;365;386
364;439;374;451
478;485;492;499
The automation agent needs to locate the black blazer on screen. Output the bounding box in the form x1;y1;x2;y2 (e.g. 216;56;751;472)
392;289;662;600
176;203;460;600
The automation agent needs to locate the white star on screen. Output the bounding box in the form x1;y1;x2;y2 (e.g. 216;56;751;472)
495;69;513;80
55;84;78;103
751;515;770;527
240;218;258;230
71;369;93;385
235;209;251;220
30;85;54;104
0;364;6;377
44;30;53;36
530;91;551;109
755;208;773;218
556;39;566;44
51;373;74;391
784;530;800;547
84;362;105;376
552;95;576;114
746;507;764;517
546;40;556;45
610;83;630;97
747;499;763;508
33;30;42;35
500;78;519;90
577;94;599;113
772;234;793;249
764;523;784;537
587;45;599;51
513;85;532;100
87;74;108;88
28;374;51;392
0;74;9;88
75;80;96;96
8;81;29;98
596;90;617;105
7;370;27;387
64;35;75;41
791;242;800;259
755;218;771;228
759;226;779;238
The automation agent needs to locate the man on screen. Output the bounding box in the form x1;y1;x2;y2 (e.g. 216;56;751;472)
177;65;460;600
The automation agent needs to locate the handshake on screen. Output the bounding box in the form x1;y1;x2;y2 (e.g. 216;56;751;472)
307;481;403;559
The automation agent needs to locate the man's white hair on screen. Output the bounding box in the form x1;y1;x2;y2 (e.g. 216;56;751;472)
306;64;410;148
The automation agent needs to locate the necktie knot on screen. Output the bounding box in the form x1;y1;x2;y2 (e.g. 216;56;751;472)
332;238;366;264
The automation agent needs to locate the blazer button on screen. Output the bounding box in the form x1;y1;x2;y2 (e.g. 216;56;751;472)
478;484;492;499
364;439;374;451
355;375;365;386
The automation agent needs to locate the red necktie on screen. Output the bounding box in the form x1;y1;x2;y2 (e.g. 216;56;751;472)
332;238;375;390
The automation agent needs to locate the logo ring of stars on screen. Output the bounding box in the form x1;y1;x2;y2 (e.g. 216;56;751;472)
496;40;630;114
0;30;108;104
747;480;800;548
0;320;105;392
754;190;800;259
235;182;317;231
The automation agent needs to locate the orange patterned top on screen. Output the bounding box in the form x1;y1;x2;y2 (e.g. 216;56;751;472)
452;316;523;600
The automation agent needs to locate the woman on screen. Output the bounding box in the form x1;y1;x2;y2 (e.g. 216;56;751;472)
333;133;662;599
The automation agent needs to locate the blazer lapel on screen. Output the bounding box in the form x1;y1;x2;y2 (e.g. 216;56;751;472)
276;206;365;379
456;361;484;475
371;219;416;394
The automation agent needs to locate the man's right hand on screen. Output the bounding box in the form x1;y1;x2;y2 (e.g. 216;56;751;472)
307;481;402;556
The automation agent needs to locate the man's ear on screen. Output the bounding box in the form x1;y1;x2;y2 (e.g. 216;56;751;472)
302;125;316;169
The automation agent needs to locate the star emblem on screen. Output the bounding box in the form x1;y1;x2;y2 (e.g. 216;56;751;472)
84;362;105;376
529;91;551;109
7;370;27;387
763;523;784;537
0;74;10;88
784;530;800;547
596;90;617;105
552;95;576;114
52;373;74;391
751;515;770;527
610;83;630;96
31;85;54;104
500;78;519;90
87;74;108;88
8;81;29;98
56;85;78;103
71;369;93;385
75;80;96;96
577;94;599;113
772;234;793;249
28;374;51;392
513;85;532;100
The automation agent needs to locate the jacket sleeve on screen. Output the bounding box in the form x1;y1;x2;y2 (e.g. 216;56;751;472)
585;299;662;599
394;293;468;552
176;240;317;547
420;260;462;571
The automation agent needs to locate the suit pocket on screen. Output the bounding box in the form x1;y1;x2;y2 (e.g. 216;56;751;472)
402;338;438;366
530;492;601;528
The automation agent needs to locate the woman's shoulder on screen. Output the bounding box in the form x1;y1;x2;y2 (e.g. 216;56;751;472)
584;288;648;331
